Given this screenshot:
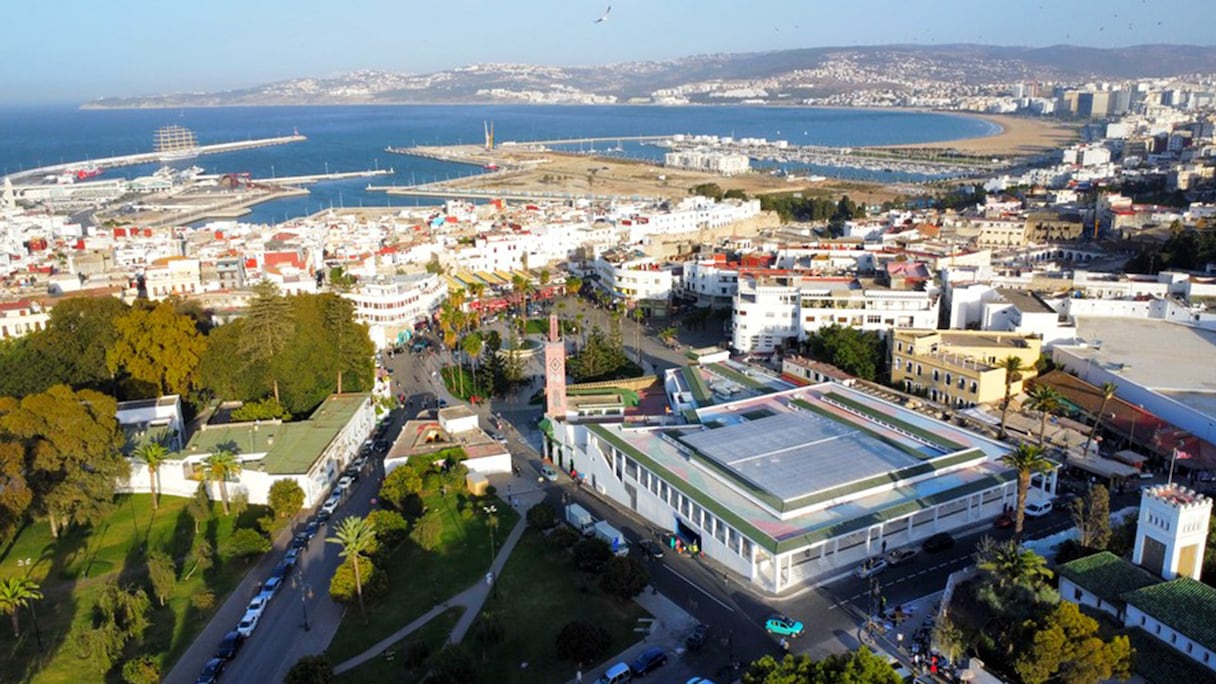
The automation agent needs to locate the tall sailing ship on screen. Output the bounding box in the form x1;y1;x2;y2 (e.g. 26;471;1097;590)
153;125;199;161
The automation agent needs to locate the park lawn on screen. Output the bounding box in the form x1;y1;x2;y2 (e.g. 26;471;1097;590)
325;492;519;665
470;529;648;684
440;366;490;402
0;494;270;684
334;607;463;684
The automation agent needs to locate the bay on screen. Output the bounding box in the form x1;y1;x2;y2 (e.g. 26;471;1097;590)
0;104;998;225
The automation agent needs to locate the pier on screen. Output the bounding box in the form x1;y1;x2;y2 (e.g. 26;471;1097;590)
264;168;394;185
367;184;660;203
6;134;308;183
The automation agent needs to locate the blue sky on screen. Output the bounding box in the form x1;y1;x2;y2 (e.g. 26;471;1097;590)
2;0;1211;104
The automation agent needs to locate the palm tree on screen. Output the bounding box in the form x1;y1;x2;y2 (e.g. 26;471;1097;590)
203;450;241;516
462;333;484;397
1000;443;1055;540
996;356;1028;439
975;537;1053;590
1024;384;1064;448
134;441;169;510
327;515;378;620
0;576;42;637
1083;382;1118;458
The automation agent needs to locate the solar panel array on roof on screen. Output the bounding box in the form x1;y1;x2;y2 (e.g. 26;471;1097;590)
679;411;920;502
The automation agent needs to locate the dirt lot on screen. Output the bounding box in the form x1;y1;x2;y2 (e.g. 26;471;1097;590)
408;145;911;205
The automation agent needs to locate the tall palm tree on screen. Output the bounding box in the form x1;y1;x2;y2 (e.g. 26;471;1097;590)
1083;382;1119;458
203;450;241;516
1024;384;1064;448
0;576;42;637
327;515;378;620
996;356;1028;439
133;441;169;510
1000;443;1055;540
462;333;484;397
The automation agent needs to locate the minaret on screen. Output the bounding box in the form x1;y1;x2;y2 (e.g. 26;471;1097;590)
1133;483;1212;581
2;177;14;210
544;313;566;419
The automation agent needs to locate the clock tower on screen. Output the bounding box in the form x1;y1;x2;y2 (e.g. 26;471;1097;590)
544;313;567;419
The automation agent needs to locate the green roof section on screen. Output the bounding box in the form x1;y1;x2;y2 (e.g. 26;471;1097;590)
822;391;966;452
1056;552;1159;608
183;394;370;475
681;366;713;405
707;363;769;391
1123;577;1216;654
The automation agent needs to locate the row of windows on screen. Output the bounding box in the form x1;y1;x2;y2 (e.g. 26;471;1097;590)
610;446;753;561
894;357;980;394
0;321;44;339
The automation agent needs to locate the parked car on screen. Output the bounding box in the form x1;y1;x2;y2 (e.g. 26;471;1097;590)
261;575;284;597
638;539;665;560
856;556;888;578
195;657;226;684
1024;499;1054;518
305;520;321;539
337;475;353;490
343;466;360;481
315;509;332;525
885;548;918;566
283;547;300;567
213;630;244;660
993;512;1014;529
291;532;310;550
685;623;711;652
236;610;260;638
270;560;291;580
246;593;270;616
540;464;559;482
764;614;804;637
631;646;668;676
922;532;955;553
597;662;633;684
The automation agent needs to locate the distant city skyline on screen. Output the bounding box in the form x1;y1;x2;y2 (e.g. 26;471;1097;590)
2;0;1212;104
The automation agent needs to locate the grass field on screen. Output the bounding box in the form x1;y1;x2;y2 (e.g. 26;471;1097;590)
325;491;519;665
468;529;648;683
334;607;463;684
0;494;270;683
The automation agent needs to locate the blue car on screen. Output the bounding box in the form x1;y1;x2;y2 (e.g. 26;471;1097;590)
765;614;804;638
631;646;668;676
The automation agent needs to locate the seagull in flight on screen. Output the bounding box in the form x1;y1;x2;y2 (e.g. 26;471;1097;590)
595;5;611;23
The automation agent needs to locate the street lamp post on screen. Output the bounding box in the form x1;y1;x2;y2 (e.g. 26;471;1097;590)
484;505;499;598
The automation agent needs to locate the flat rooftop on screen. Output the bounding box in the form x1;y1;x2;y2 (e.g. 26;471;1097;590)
680;411;921;503
1070;318;1216;416
592;382;1014;553
997;287;1055;314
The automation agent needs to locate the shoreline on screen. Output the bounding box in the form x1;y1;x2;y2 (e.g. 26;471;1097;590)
74;101;1059;153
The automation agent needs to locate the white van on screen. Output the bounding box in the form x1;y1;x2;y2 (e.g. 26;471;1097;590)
1024;498;1053;518
597;662;632;684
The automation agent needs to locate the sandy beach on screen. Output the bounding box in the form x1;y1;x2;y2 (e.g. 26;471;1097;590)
875;113;1079;156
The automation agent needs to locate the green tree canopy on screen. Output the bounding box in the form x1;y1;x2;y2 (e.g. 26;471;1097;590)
0;385;127;537
805;324;884;381
1014;602;1133;684
106;301;206;398
554;619;611;664
742;648;900;684
269;479;306;520
284;655;335;684
599;555;651;601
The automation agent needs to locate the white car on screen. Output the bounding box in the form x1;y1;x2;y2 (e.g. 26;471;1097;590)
236;610;260;637
322;494;341;514
337;475;353;490
1024;499;1054;518
246;593;270;616
855;556;889;579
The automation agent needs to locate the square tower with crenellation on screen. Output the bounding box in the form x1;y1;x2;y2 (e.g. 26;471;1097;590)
1133;484;1212;581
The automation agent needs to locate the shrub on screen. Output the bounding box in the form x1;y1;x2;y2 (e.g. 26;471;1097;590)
222;528;272;561
367;509;410;549
600;556;651;601
329;559;388;606
555;620;611;664
573;537;612;573
409;510;443;551
284;655;334;684
527;502;558;529
546;525;581;548
190;591;215;611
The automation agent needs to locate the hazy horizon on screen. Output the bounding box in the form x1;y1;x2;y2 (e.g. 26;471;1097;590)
3;0;1212;105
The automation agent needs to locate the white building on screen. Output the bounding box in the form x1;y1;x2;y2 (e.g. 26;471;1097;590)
0;299;50;340
682;258;741;309
341;272;447;348
588;251;674;309
664;150;751;176
731;275;939;354
121;394;375;507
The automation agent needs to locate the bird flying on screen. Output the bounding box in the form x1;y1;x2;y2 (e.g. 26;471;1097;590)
595;5;611;23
